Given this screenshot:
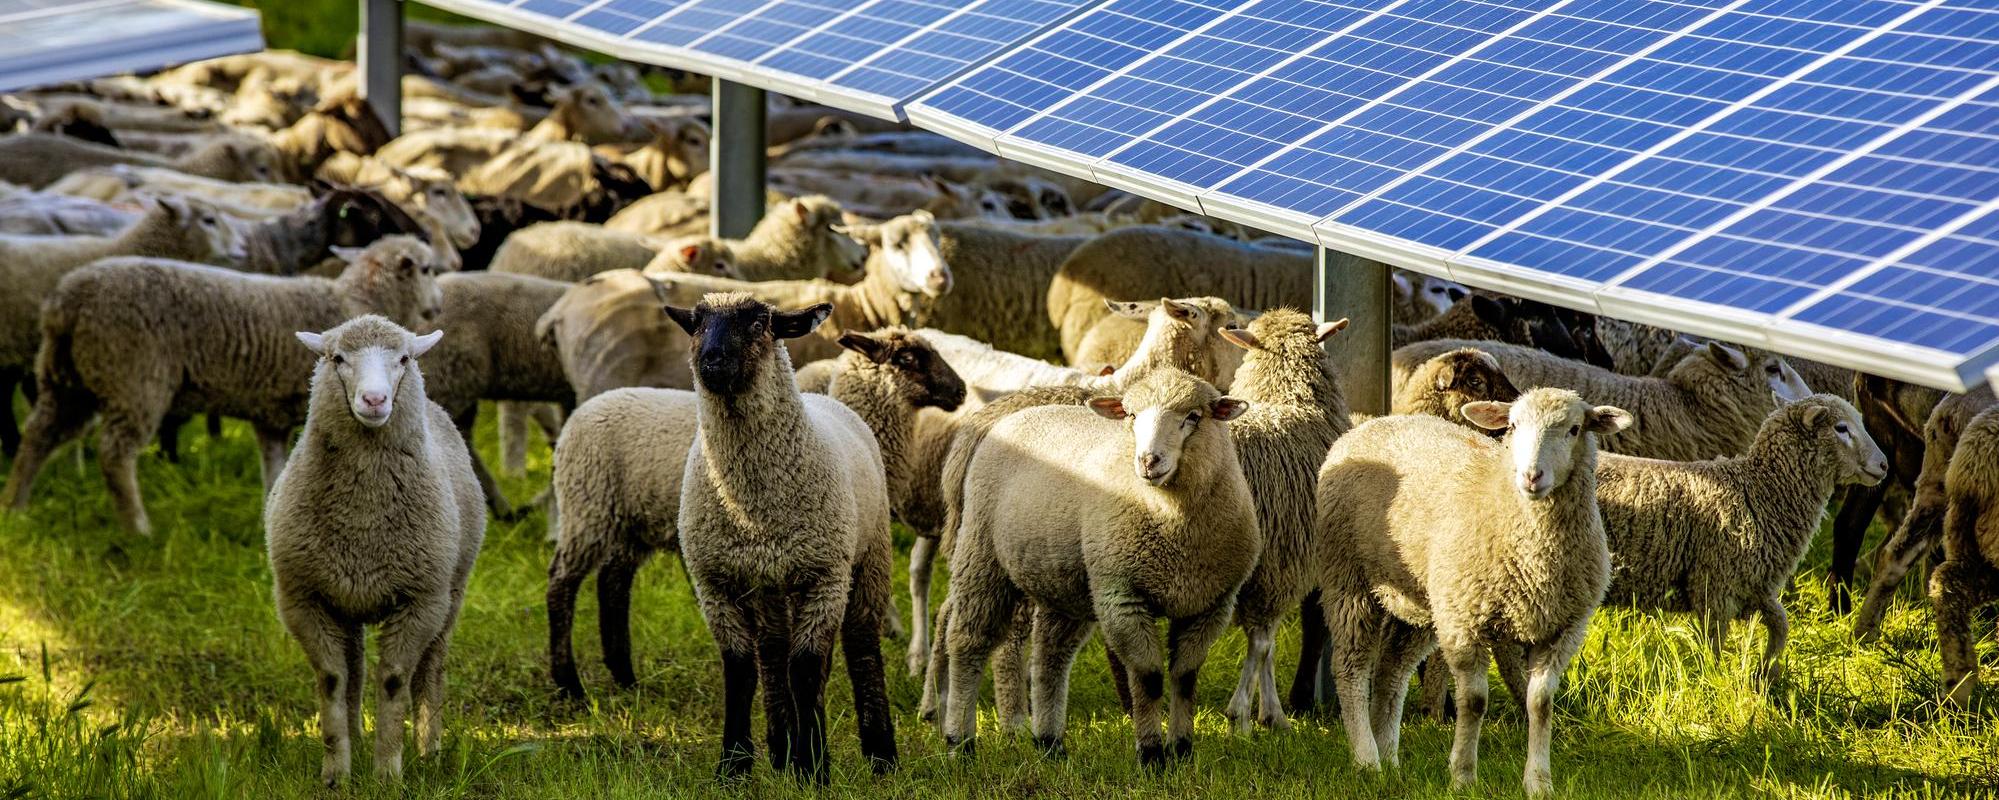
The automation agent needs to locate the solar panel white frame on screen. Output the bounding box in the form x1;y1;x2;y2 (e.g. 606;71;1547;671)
0;0;263;92
908;0;1999;391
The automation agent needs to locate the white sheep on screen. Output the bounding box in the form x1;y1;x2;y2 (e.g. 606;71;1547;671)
490;221;738;283
1314;388;1630;796
266;315;484;787
669;292;896;780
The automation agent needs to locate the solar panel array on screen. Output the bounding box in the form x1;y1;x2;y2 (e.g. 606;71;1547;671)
905;0;1999;391
0;0;263;92
417;0;1100;118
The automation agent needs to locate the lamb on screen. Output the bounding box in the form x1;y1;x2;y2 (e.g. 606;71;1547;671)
266;315;484;787
1045;227;1308;361
942;367;1259;765
1853;386;1997;640
1209;310;1352;734
490;221;739;283
1391;347;1523;430
668;293;897;780
1393;338;1810;461
0;132;283;188
1314;389;1631;796
2;236;442;534
1932;404;1999;706
545;327;965;699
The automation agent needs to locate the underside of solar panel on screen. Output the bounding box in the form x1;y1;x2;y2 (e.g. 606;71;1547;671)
0;0;264;92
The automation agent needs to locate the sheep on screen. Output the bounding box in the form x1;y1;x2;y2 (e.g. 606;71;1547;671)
1593;318;1688;377
314;156;481;250
0;191;143;236
235;187;429;276
903;327;1103;398
1209;309;1352;734
1391;295;1589;361
925;222;1092;362
597;116;709;190
545;326;964;699
942;367;1259;765
601;189;712;238
373;87;626;176
1932;404;1999;706
1314;388;1631;796
666;292;897;780
490;222;738;283
1393;338;1810;462
266;315;483;787
1046;227;1307;361
2;236;442;535
0;132;282;188
1853;386;1997;640
708;195;868;282
1071;297;1248;383
1825;376;1941;610
1391;347;1523;430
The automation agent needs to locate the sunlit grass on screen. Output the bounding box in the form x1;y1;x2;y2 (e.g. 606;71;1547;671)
1;398;1995;798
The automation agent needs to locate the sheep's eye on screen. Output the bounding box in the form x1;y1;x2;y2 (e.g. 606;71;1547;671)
1765;364;1780;374
1185;412;1201;425
1569;425;1580;437
1835;423;1849;434
331;354;344;365
400;355;410;365
898;353;917;367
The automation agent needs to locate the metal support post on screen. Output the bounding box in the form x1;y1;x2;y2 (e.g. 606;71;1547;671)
711;78;768;239
1315;246;1392;416
358;0;403;136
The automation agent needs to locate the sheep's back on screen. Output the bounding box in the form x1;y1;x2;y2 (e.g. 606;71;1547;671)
556;387;699;551
1047;228;1308;358
1947;407;1999;565
927;223;1084;361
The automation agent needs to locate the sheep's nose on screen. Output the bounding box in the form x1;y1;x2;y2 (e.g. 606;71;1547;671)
928;272;951;293
361;391;388;409
1519;469;1545;493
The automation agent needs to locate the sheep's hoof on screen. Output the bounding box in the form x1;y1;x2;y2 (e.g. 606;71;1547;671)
1035;736;1066;759
944;735;974;757
716;747;754;780
1260;711;1293;732
1169;738;1192;761
1138;743;1166;771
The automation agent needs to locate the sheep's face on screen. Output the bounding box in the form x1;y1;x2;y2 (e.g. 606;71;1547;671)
665;293;832;397
842;211;949;297
666;119;711;184
159;197;247;268
1757;352;1812;402
794;199;869;283
1089;371;1245;487
1428;349;1520;432
411;176;480;249
654;237;740;279
1792;395;1888;486
297;320;442;428
1464;388;1630;501
560;85;626;143
229;140;283;183
1418;275;1468;316
837;329;967;412
335;236;446;323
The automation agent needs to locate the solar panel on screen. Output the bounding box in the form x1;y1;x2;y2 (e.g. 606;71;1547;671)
417;0;1102;119
0;0;263;92
910;0;1999;390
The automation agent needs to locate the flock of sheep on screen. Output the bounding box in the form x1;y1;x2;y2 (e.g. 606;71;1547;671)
1;25;1996;796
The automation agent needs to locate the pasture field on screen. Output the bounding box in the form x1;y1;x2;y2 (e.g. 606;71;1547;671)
0;402;1995;799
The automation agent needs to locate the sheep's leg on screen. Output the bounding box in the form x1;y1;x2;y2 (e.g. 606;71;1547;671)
920;597;949;724
0;368;21;458
544;529;604;699
699;591;760;780
1416;655;1452;720
1826;481;1886;613
1027;606;1091;756
1226;624;1265;734
597;547;647;689
992;603;1032;734
1254;626;1289;731
497;402;530;478
1164;599;1235;761
942;565;1021;754
841;555;898;773
1754;595;1789;687
1288;590;1335;714
3;382;95;509
373;598;449;781
752;595;796;772
1095;591;1167;769
156;414;185;463
1107;644;1133;714
1441;641;1491;791
411;615;458;758
278;599;353;787
785;577;848;784
1325;591;1385;770
906;535;938;675
1521;618;1591;798
1931;558;1994;707
341;621;364;758
1370;620;1435;767
96;413;152;536
1855;491;1947;640
253;425;290;495
1491;641;1530;706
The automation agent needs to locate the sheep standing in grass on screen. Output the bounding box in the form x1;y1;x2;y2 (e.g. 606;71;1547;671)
2;236;442;534
669;293;897;780
1212;309;1351;733
545;326;963;699
1315;389;1630;796
266;315;484;787
1933;405;1999;706
944;368;1258;765
1854;387;1996;640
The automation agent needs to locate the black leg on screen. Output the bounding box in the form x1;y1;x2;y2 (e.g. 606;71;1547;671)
1136;668;1166;770
756;613;794;772
1827;482;1885;614
786;648;831;784
717;648;757;780
157;414;186;463
547;550;591;700
1289;591;1332;714
1107;647;1133;714
843;616;898;773
598;550;643;688
0;369;19;459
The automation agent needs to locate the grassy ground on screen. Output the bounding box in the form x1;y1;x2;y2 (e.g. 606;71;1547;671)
0;397;1995;799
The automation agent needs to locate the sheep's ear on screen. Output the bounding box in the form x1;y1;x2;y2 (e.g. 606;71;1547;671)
837;330;889;362
295;331;326;354
1470;295;1512;328
1316;318;1349;342
410;330;443;358
1391;272;1412;298
330;246;366;264
1087;397;1127;420
1097;364;1116;377
1106;299;1154;319
1211;397;1249;421
1461;401;1512;430
774;303;833;339
1586;405;1634;434
679;243;705;264
1703;342;1748;372
913;209;934;224
1162;298;1196;320
663;303;700;335
1219;326;1261;351
1433;362;1458;392
1801;404;1832;430
794;199;811;223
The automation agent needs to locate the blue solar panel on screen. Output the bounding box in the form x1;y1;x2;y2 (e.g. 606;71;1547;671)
827;0;1097;102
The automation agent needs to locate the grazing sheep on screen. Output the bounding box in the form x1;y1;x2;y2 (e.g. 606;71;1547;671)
0;132;282;188
669;293;897;780
1393;339;1809;461
545;327;963;699
925;222;1089;361
1315;389;1630;796
943;368;1258;765
491;221;739;283
1211;310;1352;734
1853;387;1997;640
267;316;484;787
1392;348;1523;430
2;237;442;534
1046;227;1307;362
1932;404;1999;706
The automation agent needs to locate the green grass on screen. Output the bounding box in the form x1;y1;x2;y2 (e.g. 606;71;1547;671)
1;397;1996;799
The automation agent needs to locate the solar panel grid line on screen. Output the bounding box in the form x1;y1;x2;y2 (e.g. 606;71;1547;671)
814;0;995;83
559;0;619;21
1446;0;1949;261
1189;0;1588;229
1770;193;1999;335
1594;68;1999;291
901;0;1136;147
